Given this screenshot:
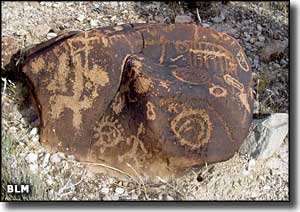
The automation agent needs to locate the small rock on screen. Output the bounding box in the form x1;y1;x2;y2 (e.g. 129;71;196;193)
250;38;256;44
26;153;38;163
201;23;210;28
57;152;65;159
67;155;75;160
257;24;263;32
8;126;18;135
29;127;38;137
175;15;192;24
113;25;124;31
253;100;259;114
266;157;287;173
77;15;86;22
115;187;124;194
251;192;257;198
166;195;174;200
278;142;288;162
211;14;225;23
111;16;118;22
32;135;39;144
90;19;99;28
2;36;22;68
46;177;54;186
131;193;139;200
50;152;65;164
48;189;55;198
273;63;281;68
16;29;28;36
239;113;289;160
34;25;51;38
29;163;38;173
154;15;164;23
52;3;60;8
242;169;250;176
47;32;57;40
101;187;110;194
248;159;256;168
255;42;265;48
111;195;119;200
258;36;265;43
260;39;288;62
65;2;74;6
11;161;17;169
108;178;116;184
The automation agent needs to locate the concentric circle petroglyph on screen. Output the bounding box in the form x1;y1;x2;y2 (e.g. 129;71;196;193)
171;108;212;150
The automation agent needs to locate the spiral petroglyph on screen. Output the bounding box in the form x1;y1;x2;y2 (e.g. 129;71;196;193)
171;108;212;150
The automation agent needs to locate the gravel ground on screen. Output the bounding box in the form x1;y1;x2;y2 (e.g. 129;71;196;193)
1;1;289;201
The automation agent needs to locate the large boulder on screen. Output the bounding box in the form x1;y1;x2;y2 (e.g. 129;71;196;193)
239;113;288;160
21;24;253;178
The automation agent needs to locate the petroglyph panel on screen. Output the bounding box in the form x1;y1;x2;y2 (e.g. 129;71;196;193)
22;24;253;178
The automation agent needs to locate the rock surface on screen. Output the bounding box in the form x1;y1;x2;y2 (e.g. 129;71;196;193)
240;113;288;160
175;15;193;24
260;39;288;62
1;1;288;201
21;24;253;178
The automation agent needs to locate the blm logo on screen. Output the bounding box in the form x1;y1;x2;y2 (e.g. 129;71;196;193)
7;184;30;194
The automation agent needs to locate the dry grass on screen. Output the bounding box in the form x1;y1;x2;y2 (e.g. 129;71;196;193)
1;135;49;201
